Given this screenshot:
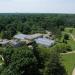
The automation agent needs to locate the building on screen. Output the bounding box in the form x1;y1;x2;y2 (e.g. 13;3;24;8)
35;37;55;47
29;33;43;40
14;33;43;40
0;39;9;46
43;31;52;39
14;34;28;40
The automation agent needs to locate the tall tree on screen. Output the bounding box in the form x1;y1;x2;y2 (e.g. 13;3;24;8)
1;46;40;75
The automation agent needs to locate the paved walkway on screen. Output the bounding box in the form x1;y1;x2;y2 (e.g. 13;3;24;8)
72;68;75;75
61;51;75;55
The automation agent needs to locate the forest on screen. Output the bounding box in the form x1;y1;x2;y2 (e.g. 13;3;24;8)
0;13;75;75
0;13;75;39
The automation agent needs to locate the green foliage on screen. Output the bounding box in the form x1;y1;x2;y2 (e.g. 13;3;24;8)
1;46;40;75
0;44;67;75
2;47;14;65
43;50;67;75
64;34;69;40
51;43;72;53
0;14;73;75
32;41;44;68
61;27;75;50
22;23;31;34
62;53;75;75
0;14;75;38
1;31;12;39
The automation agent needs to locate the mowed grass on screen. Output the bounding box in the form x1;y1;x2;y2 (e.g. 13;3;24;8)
61;53;75;75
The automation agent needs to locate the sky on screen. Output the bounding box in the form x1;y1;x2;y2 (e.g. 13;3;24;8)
0;0;75;13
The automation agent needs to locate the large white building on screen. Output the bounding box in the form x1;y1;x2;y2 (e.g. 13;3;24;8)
14;33;55;47
35;38;55;47
0;33;55;47
0;39;9;46
14;33;43;40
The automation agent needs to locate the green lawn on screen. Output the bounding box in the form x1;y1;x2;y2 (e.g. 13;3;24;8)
61;53;75;75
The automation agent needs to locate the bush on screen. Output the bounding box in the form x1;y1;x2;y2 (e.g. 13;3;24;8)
51;43;72;53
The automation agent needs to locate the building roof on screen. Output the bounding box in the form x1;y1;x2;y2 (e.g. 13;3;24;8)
29;33;43;39
35;38;54;47
0;39;9;45
14;34;28;40
14;33;43;40
9;40;18;45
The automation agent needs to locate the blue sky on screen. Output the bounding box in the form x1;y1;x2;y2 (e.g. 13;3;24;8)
0;0;75;13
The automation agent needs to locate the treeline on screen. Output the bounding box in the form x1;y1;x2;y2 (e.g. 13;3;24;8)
0;14;75;39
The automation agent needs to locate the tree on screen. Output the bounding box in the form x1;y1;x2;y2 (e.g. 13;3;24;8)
60;26;64;31
22;23;31;34
2;47;14;66
50;43;72;53
32;41;44;68
64;34;69;40
1;31;12;39
1;46;40;75
43;50;67;75
69;29;73;33
6;24;17;36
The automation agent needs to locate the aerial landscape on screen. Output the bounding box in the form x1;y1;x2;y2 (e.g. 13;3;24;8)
0;0;75;75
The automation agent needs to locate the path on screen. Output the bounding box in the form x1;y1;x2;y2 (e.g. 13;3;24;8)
72;68;75;75
61;51;75;55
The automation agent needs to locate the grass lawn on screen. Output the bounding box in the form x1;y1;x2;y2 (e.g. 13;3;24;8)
61;53;75;75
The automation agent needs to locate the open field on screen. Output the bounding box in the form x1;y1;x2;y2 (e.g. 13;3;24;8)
61;53;75;75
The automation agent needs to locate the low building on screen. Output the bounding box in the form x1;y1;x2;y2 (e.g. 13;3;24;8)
35;37;55;47
14;33;43;40
0;39;9;46
14;34;28;40
9;39;26;47
43;31;52;39
9;40;19;47
29;33;43;40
